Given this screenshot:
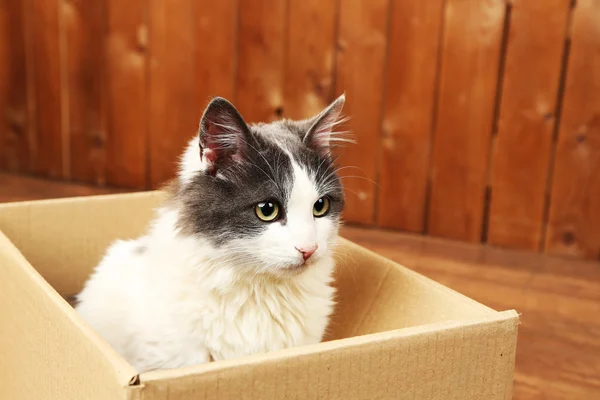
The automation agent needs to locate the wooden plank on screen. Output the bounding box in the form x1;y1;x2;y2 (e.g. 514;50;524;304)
236;0;286;123
545;0;600;259
196;0;237;104
427;0;505;242
487;0;571;251
0;0;30;172
64;0;107;185
148;0;198;188
376;0;445;232
105;0;148;189
284;0;336;120
334;0;389;225
29;0;65;178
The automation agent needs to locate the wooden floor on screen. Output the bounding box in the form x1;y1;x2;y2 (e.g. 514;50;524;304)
1;172;599;399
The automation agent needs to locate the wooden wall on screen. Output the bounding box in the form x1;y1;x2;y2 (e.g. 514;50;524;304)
1;0;599;260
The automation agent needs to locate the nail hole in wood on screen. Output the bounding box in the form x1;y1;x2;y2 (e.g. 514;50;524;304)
562;231;575;246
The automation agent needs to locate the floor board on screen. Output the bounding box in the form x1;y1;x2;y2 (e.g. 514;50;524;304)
0;172;131;203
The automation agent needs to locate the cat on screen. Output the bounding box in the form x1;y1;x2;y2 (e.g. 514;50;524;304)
74;94;348;373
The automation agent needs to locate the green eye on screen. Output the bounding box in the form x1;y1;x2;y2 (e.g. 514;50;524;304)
313;197;330;217
255;201;280;222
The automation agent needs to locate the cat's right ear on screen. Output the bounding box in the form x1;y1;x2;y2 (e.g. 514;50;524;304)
198;97;249;175
303;94;347;157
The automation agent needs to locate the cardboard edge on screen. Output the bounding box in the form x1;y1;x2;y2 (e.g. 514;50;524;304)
0;190;164;210
139;309;519;384
337;237;496;313
0;231;139;387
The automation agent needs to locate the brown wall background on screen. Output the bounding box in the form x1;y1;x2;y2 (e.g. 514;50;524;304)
1;0;599;260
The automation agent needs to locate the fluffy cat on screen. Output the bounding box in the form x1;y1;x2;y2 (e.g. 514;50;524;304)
75;94;348;372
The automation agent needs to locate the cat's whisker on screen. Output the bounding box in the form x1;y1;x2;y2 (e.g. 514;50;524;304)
319;165;358;183
313;156;329;184
338;187;360;198
328;136;356;144
313;116;351;136
329;249;358;289
249;180;274;197
236;135;280;188
339;175;380;188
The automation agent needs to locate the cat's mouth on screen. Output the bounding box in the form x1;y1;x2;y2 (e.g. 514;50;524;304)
285;257;317;273
282;264;308;276
250;254;321;277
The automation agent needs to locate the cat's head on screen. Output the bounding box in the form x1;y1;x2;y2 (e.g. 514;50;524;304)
175;95;348;277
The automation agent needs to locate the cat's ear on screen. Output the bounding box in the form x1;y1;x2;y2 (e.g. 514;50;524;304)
303;94;348;156
198;97;249;175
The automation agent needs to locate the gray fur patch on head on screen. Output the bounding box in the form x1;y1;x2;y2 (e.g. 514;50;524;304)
174;96;347;246
178;132;296;245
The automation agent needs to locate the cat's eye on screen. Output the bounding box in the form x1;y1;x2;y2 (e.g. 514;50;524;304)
313;197;330;217
255;201;281;222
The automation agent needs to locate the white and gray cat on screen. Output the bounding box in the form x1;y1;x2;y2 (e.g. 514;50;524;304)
75;94;348;372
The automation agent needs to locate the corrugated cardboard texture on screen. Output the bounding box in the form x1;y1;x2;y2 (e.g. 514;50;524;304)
136;311;518;400
329;239;493;340
0;232;137;400
0;191;166;296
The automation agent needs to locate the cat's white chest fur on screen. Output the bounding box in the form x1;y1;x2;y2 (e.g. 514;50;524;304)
75;207;336;372
202;265;335;361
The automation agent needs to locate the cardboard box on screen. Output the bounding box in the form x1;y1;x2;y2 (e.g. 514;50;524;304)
0;191;519;400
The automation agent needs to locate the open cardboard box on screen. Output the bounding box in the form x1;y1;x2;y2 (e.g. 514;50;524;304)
0;191;519;400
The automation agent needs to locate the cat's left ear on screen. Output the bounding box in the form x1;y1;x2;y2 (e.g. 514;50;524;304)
198;97;250;175
303;94;347;156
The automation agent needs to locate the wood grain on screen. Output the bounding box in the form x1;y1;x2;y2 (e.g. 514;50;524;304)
29;0;65;178
428;0;506;242
64;0;106;185
284;0;336;120
0;0;30;172
105;0;148;189
376;0;445;232
236;0;286;123
334;0;389;225
487;0;571;251
148;0;198;188
195;0;237;107
545;0;600;259
3;0;600;261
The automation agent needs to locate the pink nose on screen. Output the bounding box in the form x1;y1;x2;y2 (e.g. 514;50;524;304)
295;245;318;261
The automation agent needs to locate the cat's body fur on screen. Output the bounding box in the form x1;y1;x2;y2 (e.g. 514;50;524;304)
75;96;347;372
75;198;335;370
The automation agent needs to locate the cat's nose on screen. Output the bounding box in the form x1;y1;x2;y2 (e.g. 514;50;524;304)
295;244;318;261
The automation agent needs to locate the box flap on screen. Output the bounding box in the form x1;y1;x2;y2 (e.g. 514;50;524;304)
327;238;494;340
137;311;519;400
0;191;166;297
0;231;137;400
